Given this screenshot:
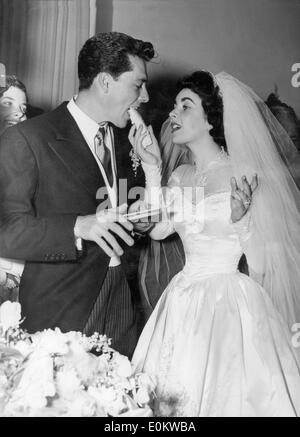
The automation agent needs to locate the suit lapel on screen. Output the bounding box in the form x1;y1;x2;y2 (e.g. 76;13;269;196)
47;103;104;198
113;126;129;180
46;105;144;204
113;126;131;205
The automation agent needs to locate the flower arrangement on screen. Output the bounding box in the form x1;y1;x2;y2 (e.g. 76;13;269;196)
129;148;141;177
0;301;155;417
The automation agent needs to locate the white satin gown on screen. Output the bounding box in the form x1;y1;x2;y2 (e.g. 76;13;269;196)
132;160;300;417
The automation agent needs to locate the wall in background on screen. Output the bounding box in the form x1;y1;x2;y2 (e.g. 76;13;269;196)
0;0;95;110
96;0;300;118
1;0;298;116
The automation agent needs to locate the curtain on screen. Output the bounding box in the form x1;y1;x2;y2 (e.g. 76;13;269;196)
0;0;97;110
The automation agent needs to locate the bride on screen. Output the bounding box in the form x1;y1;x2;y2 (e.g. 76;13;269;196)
129;71;300;417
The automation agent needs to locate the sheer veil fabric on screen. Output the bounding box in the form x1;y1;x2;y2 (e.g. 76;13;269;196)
138;119;190;315
215;72;300;329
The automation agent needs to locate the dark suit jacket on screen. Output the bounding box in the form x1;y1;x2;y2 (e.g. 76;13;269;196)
0;102;145;332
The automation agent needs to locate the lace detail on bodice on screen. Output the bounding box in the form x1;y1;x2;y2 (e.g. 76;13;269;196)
144;158;251;278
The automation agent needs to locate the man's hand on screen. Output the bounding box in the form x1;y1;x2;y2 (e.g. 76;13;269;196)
230;174;258;223
74;204;134;257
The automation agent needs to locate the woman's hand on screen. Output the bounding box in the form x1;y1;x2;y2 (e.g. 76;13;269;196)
0;106;27;135
128;124;162;167
230;174;258;223
127;200;155;234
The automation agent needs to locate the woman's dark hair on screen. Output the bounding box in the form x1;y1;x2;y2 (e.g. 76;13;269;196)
0;75;27;99
177;70;227;153
78;32;155;90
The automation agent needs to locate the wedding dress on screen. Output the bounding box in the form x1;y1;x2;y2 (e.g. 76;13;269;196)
132;71;300;416
132;157;300;416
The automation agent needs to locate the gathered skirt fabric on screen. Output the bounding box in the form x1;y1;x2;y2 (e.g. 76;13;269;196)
132;270;300;417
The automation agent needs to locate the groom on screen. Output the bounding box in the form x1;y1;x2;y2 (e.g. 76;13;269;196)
0;32;154;358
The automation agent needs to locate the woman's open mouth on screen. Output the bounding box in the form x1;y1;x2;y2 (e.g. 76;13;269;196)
171;122;181;133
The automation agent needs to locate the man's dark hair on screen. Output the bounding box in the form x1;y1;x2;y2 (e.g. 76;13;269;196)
177;70;227;153
78;32;155;90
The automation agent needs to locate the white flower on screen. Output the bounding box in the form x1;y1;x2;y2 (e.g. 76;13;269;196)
68;343;99;383
96;354;109;374
118;405;153;417
106;393;128;416
0;301;22;332
88;386;130;416
30;329;69;355
9;353;56;412
116;377;133;392
14;340;32;358
87;386;111;415
65;391;97;417
56;368;82;400
128;376;138;391
113;353;132;378
0;374;8;389
0;374;8;384
136;372;156;392
64;331;91;352
97;386;116;404
0;300;154;417
135;387;150;405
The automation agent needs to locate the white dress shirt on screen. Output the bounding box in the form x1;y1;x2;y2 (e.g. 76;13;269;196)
67;97;121;267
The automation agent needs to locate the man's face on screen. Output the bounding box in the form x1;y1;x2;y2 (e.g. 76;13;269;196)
106;55;149;128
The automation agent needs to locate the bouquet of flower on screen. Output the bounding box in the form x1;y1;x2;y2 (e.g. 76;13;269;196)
0;301;155;417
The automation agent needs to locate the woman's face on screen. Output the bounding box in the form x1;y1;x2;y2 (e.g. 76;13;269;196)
0;86;27;131
169;88;210;145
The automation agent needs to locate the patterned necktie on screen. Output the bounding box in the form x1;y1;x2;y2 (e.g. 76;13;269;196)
94;125;113;187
